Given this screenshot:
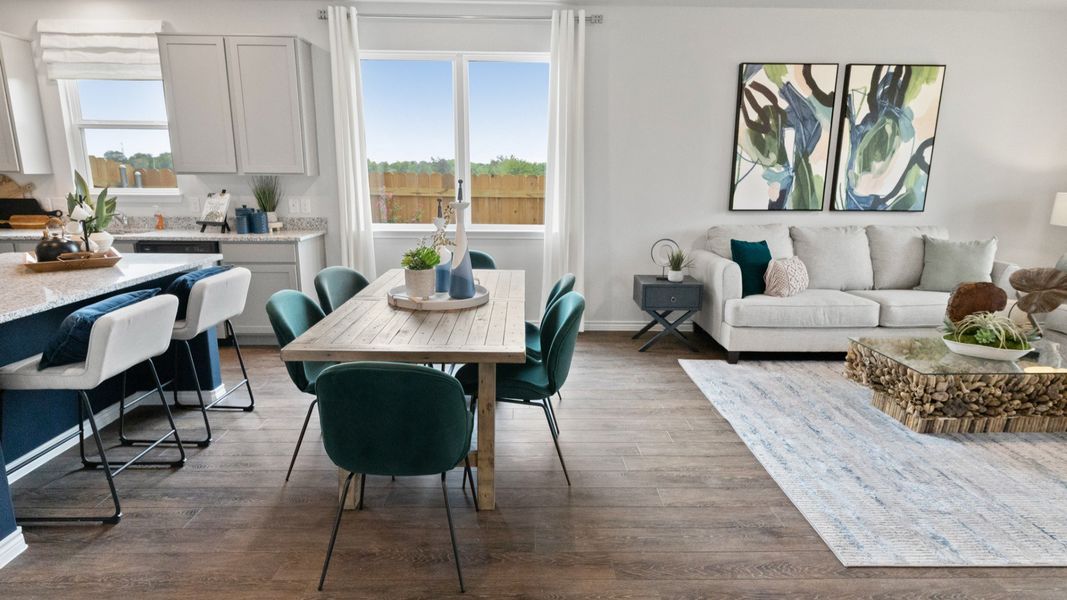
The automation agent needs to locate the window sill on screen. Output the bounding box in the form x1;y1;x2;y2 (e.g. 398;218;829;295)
372;224;544;240
94;188;183;204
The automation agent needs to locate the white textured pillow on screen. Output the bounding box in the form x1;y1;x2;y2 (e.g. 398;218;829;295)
790;226;874;290
764;257;809;297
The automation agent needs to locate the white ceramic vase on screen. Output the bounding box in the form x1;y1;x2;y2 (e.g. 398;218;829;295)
88;231;114;253
404;268;436;299
667;270;684;282
267;211;279;223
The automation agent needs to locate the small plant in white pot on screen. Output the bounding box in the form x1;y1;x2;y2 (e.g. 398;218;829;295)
251;175;282;223
401;243;441;299
666;248;692;282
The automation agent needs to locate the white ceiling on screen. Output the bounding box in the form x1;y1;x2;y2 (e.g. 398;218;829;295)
356;0;1067;11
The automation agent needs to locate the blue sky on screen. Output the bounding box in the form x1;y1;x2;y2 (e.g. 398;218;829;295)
81;59;551;165
361;59;550;164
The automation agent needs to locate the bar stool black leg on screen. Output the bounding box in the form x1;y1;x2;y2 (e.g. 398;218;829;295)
177;339;213;447
22;392;122;525
225;320;255;412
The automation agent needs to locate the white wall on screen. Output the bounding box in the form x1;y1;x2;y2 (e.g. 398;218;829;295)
3;1;1066;327
582;4;1067;326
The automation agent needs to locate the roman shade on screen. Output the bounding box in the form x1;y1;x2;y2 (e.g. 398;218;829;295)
36;19;164;80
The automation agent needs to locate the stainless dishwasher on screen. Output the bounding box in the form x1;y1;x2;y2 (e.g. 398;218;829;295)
133;240;221;254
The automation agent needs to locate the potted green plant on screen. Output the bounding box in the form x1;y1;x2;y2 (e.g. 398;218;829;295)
66;170;117;252
666;248;693;282
401;243;441;299
941;312;1037;361
251;175;282;223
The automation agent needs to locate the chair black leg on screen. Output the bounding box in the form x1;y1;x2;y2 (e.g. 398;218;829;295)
545;394;560;436
178;339;213;447
556;391;563;405
285;399;318;482
318;471;354;591
226;320;256;412
541;400;570;486
441;472;465;593
148;358;187;467
464;458;478;511
357;473;367;510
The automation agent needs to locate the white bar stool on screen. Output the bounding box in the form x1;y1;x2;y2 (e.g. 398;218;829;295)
0;294;185;525
124;267;255;447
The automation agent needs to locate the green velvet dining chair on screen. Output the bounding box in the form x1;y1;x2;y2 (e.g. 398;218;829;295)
456;291;585;485
314;266;370;314
469;250;496;270
314;362;473;592
526;273;576;361
265;290;335;481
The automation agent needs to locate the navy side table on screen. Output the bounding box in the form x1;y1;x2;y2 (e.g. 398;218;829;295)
631;275;702;352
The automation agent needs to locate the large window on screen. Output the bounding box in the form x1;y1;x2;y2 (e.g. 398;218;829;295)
63;80;177;194
361;53;550;227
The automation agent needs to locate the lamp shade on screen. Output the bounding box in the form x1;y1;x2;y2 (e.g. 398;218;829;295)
1052;193;1067;226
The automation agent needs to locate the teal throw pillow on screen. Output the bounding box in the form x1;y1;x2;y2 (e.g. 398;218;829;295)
731;239;772;297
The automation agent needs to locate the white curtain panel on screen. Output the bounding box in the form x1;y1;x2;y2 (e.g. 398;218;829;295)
543;9;586;321
327;6;377;278
36;19;163;80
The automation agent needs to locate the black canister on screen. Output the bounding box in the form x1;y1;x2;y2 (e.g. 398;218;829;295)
35;229;81;261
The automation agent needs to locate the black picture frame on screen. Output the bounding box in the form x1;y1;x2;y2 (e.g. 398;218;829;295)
829;63;947;212
729;62;840;212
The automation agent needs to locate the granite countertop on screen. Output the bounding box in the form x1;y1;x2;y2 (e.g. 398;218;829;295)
0;229;325;243
0;252;222;324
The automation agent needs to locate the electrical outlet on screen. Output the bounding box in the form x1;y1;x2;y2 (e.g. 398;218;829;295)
288;198;300;214
301;198;311;214
188;196;200;213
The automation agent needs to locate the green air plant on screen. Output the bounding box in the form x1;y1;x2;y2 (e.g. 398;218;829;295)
667;248;693;271
941;312;1036;351
66;170;117;250
250;175;282;213
401;244;441;271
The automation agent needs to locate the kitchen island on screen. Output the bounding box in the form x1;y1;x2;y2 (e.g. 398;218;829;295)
0;252;224;557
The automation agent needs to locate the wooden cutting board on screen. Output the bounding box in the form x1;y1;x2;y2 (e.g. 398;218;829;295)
0;175;35;198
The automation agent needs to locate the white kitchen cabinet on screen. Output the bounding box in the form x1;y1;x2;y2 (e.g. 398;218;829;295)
0;242;14;253
219;237;325;342
157;34;317;176
226;37;317;175
0;33;51;175
157;35;238;173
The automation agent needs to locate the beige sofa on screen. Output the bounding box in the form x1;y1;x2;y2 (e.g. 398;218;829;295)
689;224;1018;363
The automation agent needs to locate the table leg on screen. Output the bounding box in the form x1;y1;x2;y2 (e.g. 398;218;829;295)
639;309;699;352
631;314;663;339
477;362;496;511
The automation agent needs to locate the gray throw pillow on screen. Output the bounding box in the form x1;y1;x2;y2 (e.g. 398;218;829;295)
916;236;997;292
867;225;948;289
790;226;874;291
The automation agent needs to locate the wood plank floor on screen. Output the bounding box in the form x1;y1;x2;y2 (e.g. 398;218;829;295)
2;332;1066;599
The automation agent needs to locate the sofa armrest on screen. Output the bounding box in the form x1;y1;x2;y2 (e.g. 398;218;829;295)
992;260;1019;299
690;249;741;341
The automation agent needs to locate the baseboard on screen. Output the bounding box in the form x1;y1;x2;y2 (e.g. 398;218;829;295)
0;528;27;570
6;385;224;484
583;320;694;333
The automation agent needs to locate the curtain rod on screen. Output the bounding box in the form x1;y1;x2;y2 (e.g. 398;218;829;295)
317;9;603;24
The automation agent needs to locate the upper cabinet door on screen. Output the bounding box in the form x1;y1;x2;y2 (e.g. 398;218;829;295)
158;35;238;173
0;58;20;173
226;37;310;175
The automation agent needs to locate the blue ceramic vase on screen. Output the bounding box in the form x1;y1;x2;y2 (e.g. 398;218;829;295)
448;180;476;299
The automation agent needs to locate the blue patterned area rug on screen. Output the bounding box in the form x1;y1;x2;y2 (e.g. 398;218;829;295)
680;359;1067;567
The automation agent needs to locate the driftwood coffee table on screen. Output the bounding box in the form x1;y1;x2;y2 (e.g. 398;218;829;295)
846;336;1067;434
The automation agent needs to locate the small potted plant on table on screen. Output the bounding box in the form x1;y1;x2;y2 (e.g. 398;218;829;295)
941;312;1036;361
251;175;282;224
401;243;441;299
666;248;692;282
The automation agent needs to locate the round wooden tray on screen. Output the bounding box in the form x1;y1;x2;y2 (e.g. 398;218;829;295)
387;285;490;311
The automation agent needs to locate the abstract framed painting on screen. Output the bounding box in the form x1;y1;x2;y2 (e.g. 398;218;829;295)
831;64;946;212
730;63;839;211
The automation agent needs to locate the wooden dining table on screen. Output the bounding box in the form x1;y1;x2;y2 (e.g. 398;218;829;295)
279;268;527;510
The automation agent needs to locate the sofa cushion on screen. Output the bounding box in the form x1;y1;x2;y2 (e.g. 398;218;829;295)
867;225;948;290
704;224;793;259
917;236;997;292
846;289;950;328
1045;305;1067;335
732;239;772;297
790;226;874;291
724;289;880;328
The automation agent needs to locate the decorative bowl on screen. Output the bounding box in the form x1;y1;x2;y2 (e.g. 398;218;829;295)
942;338;1032;362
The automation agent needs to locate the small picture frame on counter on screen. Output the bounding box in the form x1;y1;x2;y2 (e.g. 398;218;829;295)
197;191;231;233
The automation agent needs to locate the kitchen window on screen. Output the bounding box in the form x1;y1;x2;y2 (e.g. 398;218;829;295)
61;79;179;197
361;52;550;229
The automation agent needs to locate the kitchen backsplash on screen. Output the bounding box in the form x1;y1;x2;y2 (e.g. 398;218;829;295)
108;216;327;233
